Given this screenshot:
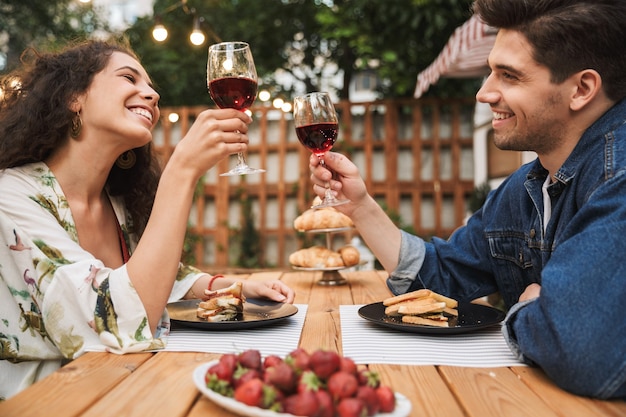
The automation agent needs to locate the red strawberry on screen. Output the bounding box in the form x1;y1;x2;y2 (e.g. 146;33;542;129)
264;354;284;369
206;361;234;383
238;349;262;371
357;367;380;388
283;390;320;417
286;347;311;373
356;385;380;416
234;378;264;407
309;350;341;380
219;353;238;371
376;385;396;413
234;378;281;410
340;356;358;375
233;368;262;388
264;361;297;393
297;370;322;393
315;389;335;417
327;371;359;401
337;397;368;417
205;372;233;397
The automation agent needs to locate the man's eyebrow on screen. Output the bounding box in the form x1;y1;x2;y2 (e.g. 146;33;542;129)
493;63;523;76
115;65;155;88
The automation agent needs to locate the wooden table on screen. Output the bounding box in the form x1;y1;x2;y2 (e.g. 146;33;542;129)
1;270;624;417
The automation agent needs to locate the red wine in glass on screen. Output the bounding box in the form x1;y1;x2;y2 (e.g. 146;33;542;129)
295;122;338;156
209;77;257;111
293;92;349;209
207;41;264;176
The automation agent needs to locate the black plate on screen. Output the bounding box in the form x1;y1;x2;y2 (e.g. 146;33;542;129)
167;298;298;330
358;301;505;335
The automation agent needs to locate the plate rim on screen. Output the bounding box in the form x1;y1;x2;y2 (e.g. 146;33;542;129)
358;301;505;335
193;361;412;417
167;299;298;330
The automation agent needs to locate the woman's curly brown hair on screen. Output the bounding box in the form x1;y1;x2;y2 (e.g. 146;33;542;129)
0;38;161;237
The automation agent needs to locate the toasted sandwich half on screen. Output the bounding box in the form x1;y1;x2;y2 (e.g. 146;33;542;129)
196;281;245;321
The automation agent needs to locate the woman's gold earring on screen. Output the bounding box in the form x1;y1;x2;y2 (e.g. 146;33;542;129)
70;112;82;138
116;150;136;169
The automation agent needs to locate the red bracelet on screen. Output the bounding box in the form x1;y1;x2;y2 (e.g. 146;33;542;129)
207;274;224;291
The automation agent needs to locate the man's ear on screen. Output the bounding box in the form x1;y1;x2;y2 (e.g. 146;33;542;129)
569;69;602;111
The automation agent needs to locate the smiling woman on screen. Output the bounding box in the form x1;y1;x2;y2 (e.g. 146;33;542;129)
0;39;294;400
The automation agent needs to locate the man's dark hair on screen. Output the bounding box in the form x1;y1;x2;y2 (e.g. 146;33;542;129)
473;0;626;101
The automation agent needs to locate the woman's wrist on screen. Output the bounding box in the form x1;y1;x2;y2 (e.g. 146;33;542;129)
207;274;225;291
187;274;225;299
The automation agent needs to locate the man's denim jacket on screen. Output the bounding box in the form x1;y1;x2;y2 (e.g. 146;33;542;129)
388;99;626;400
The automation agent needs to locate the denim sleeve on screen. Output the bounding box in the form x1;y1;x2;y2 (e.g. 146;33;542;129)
386;230;426;295
501;298;536;365
387;214;499;302
503;179;626;400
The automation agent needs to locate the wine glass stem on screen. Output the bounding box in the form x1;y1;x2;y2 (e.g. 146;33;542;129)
320;157;335;200
319;157;329;188
236;152;247;167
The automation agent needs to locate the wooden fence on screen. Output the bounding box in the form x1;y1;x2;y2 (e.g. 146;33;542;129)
152;97;477;269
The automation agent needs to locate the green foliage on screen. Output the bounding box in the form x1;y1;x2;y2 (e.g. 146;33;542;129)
181;228;202;266
125;12;210;107
180;180;207;266
0;0;108;72
230;188;263;268
314;0;475;98
127;0;325;106
125;0;476;106
468;182;491;213
2;0;478;100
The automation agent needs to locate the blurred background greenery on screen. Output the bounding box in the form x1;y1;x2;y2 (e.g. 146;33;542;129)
0;0;479;106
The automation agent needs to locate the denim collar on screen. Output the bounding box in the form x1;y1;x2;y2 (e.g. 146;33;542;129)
527;98;626;188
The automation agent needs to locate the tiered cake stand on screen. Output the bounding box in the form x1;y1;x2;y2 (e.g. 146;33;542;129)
291;227;353;286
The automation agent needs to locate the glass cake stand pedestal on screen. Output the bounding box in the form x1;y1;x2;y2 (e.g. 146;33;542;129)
291;227;353;285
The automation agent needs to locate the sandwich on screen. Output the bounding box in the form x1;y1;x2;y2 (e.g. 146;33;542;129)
383;289;458;328
196;281;246;322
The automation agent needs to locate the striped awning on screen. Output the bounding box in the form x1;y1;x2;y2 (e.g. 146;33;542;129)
414;14;497;98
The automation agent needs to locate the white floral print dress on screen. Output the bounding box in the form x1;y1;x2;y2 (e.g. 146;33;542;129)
0;162;203;400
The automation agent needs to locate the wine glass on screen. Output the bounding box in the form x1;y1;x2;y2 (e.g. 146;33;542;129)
293;92;349;209
207;41;265;176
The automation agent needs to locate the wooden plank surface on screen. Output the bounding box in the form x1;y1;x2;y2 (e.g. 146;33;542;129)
299;271;354;353
371;364;466;417
3;270;625;417
0;352;153;417
439;366;558;417
81;352;217;417
344;269;392;304
512;367;626;417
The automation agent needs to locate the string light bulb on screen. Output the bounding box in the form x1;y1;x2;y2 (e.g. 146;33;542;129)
189;16;206;46
152;16;168;42
152;1;213;47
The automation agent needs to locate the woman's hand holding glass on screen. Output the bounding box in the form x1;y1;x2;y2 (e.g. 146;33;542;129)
207;41;265;176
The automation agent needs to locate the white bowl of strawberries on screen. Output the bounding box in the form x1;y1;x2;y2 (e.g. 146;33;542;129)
193;348;411;417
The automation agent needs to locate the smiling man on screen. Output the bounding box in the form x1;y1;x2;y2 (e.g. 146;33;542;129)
308;0;626;399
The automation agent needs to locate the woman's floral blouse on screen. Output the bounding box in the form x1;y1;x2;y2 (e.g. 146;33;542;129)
0;162;203;399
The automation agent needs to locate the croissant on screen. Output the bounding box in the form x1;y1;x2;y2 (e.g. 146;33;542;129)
293;207;354;231
289;245;360;268
289;246;344;268
338;245;360;267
